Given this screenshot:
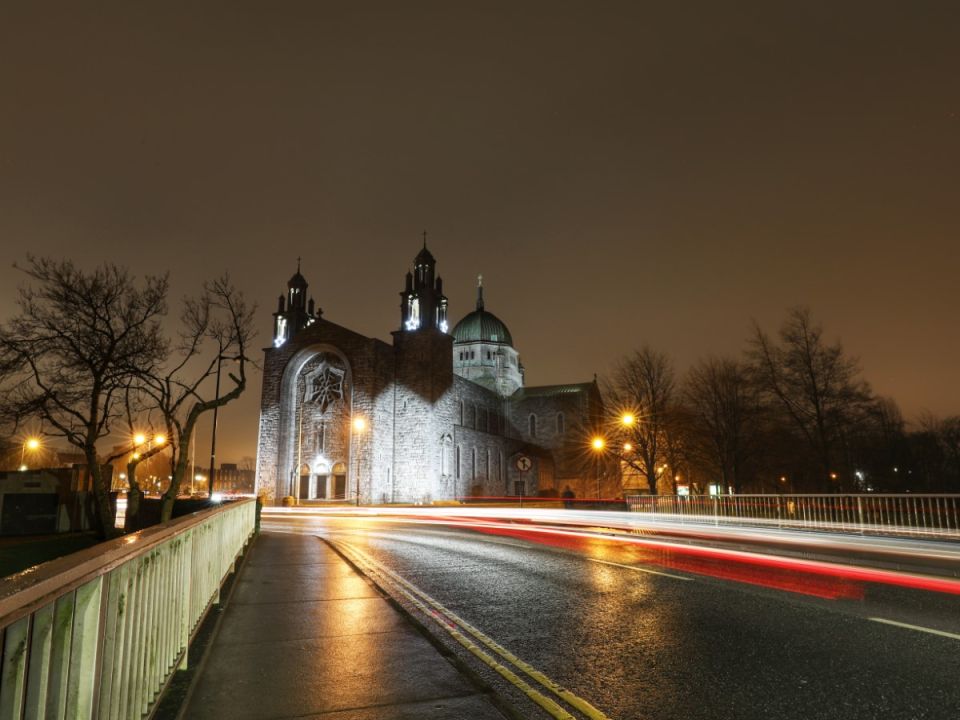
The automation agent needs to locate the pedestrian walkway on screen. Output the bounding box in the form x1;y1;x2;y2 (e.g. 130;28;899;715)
181;531;506;720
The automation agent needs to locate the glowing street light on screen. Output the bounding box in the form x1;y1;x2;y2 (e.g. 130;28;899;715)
20;436;41;469
621;413;635;427
154;434;166;445
591;436;606;499
133;433;147;446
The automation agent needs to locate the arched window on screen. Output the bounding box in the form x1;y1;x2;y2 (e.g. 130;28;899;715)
441;434;453;477
459;400;464;425
556;412;565;434
471;447;477;479
456;446;461;479
529;414;537;438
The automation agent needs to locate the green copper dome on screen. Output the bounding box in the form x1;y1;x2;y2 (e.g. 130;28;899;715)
451;309;513;346
453;276;513;345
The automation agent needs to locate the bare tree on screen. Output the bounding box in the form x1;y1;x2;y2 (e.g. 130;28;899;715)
115;387;169;530
747;307;872;490
0;258;168;538
133;275;255;525
607;346;676;495
917;412;960;490
684;356;760;494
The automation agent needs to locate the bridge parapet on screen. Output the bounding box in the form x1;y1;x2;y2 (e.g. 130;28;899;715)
626;493;960;539
0;498;256;719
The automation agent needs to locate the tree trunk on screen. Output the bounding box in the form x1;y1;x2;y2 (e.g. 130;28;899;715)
124;459;142;532
160;432;194;522
87;449;120;539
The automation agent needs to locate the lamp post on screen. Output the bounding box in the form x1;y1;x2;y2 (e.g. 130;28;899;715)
591;436;605;499
207;355;224;497
352;416;366;507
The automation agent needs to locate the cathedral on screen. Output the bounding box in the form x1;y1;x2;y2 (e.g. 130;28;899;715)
255;243;604;504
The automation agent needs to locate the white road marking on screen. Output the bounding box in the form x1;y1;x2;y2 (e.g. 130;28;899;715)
587;557;692;581
869;617;960;641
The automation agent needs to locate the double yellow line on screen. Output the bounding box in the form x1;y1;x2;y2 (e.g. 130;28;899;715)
331;540;613;720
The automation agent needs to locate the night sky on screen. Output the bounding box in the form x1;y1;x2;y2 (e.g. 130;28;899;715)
2;2;958;463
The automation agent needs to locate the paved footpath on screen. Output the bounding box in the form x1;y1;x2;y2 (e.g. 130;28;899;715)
181;531;507;720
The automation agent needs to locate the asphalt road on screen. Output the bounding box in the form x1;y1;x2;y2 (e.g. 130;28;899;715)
263;512;960;720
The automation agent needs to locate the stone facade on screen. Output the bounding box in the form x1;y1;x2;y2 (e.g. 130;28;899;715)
256;246;606;504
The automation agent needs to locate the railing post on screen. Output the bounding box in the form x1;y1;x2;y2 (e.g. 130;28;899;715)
856;496;864;535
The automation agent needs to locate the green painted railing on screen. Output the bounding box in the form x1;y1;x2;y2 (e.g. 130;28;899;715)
0;498;256;719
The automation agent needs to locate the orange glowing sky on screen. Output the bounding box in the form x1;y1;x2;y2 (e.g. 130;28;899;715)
1;2;958;461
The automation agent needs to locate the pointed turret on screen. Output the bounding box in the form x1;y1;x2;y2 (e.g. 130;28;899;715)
272;259;320;347
399;233;449;333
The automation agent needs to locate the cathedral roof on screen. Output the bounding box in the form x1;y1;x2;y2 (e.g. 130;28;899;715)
512;382;594;398
452;274;513;345
452;309;513;346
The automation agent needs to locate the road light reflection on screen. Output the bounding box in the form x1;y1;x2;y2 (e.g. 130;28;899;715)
261;506;960;598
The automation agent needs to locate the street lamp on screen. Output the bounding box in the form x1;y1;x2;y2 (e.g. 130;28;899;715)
591;436;605;499
19;437;41;470
352;416;367;507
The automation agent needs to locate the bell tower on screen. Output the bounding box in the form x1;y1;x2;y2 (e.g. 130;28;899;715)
399;233;449;333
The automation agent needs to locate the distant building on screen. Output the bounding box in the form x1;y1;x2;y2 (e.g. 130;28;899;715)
215;463;255;494
0;466;109;535
256;244;608;504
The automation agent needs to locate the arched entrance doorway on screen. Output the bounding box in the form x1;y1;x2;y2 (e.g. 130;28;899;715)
298;463;311;500
332;462;347;500
314;462;329;499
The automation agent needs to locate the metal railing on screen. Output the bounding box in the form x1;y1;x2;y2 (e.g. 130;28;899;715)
0;498;256;719
625;494;960;539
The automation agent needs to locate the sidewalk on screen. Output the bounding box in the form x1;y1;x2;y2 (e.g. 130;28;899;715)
181;531;506;720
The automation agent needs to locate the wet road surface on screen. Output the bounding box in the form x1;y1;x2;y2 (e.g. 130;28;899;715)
264;512;960;720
